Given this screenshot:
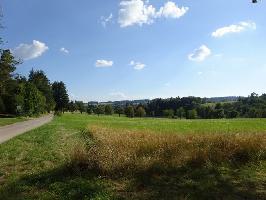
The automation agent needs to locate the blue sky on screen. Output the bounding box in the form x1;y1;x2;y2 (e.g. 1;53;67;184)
1;0;266;101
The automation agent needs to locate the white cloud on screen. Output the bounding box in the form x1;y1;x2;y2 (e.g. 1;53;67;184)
130;60;146;70
95;60;113;67
156;1;189;19
212;21;256;38
13;40;48;60
188;45;211;62
60;47;69;54
100;13;113;27
118;0;188;27
198;72;203;75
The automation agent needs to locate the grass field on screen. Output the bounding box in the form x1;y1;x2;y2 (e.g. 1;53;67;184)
0;114;265;199
0;117;27;127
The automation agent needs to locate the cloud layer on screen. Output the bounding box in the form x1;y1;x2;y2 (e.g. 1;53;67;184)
118;0;188;27
188;45;211;62
13;40;48;60
95;60;114;67
212;21;256;38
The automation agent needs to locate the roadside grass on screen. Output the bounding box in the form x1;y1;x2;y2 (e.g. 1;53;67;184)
0;117;27;127
0;115;112;199
0;113;266;199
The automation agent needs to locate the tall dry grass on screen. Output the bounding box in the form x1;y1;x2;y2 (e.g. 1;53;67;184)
70;126;266;176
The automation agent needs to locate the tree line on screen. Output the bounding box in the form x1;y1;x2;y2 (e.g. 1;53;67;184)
67;93;266;119
0;49;69;116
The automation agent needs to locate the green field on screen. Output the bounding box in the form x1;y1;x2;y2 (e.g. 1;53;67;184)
0;117;27;127
0;114;265;199
81;114;266;134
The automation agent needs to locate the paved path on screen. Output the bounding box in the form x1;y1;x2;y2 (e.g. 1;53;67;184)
0;114;53;144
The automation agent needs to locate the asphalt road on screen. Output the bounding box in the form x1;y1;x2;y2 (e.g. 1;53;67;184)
0;114;53;144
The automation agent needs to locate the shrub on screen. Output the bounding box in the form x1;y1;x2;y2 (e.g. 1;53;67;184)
54;110;63;116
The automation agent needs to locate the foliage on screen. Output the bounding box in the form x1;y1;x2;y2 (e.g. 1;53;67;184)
125;105;134;118
135;106;146;117
28;69;55;112
104;104;113;115
52;81;69;112
163;109;174;118
23;83;46;116
94;105;105;116
114;106;124;117
75;101;85;114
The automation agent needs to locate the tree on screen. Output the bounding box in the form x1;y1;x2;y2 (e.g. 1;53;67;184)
94;105;105;116
23;83;46;116
0;50;19;96
87;104;95;115
114;106;124;117
135;106;146;117
104;104;113;115
68;101;76;113
186;109;197;119
52;81;69;112
163;109;174;118
125;105;134;118
176;107;185;119
28;69;55;112
76;101;85;114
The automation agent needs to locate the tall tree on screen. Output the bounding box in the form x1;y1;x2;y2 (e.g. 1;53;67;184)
23;83;46;116
104;104;113;115
0;50;19;96
136;106;146;117
52;81;69;112
28;69;55;112
125;105;134;118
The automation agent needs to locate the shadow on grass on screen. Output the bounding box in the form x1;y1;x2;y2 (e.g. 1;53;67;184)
0;163;264;200
114;163;262;200
0;164;111;200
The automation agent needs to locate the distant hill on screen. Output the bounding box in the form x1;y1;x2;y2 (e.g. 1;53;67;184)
205;96;240;103
87;97;240;107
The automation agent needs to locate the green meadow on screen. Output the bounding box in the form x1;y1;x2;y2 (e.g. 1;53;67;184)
0;114;265;199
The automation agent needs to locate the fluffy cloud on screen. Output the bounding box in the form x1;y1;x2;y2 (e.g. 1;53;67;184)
157;1;188;19
188;45;211;62
130;60;146;70
118;0;188;27
100;13;113;27
212;21;256;38
13;40;48;60
95;60;114;67
60;47;69;54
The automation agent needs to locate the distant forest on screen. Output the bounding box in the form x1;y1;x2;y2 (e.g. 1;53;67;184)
68;93;266;119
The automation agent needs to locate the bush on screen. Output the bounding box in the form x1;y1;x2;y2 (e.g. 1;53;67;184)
54;110;63;116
